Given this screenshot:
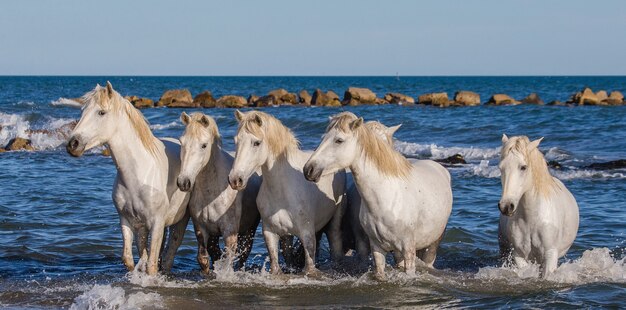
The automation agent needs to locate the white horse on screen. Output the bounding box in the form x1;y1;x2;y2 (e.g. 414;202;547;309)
66;82;190;275
344;121;401;260
303;112;452;279
177;112;260;272
228;110;346;276
498;134;579;278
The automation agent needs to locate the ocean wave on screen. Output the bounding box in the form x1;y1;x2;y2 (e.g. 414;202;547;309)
0;112;75;150
150;121;181;130
51;97;82;108
475;248;626;285
70;284;163;310
395;141;500;161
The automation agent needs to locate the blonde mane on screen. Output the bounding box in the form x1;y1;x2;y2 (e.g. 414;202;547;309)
82;85;159;155
329;112;411;179
501;136;560;196
237;111;299;157
183;113;222;146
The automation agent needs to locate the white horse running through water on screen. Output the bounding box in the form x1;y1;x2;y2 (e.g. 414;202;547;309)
498;134;579;278
228;110;346;276
177;112;260;272
303;112;452;279
66;82;190;275
344;121;401;260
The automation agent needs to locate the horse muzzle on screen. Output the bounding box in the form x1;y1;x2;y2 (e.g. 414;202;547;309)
66;136;86;157
498;201;517;216
303;163;322;183
177;176;192;192
228;174;247;191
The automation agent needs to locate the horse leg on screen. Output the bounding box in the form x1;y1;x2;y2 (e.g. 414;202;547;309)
355;228;370;261
279;235;295;269
263;228;281;274
223;231;239;269
161;213;190;273
326;206;344;263
393;252;405;270
146;221;165;275
418;230;445;268
207;235;222;268
403;246;417;276
541;249;558;278
371;243;387;281
193;224;211;274
236;226;256;270
120;218;135;271
300;231;320;276
135;226;148;271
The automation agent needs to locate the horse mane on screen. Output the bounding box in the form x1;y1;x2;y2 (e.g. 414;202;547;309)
329;112;411;179
183;113;222;146
82;85;159;155
501;136;561;196
237;111;299;158
365;121;394;146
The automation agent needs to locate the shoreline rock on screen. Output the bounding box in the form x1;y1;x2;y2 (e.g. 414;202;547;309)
384;93;415;105
157;89;194;107
453;91;480;106
193;91;217;108
216;95;248;108
312;89;341;107
418;92;450;107
486;94;520;105
343;87;377;105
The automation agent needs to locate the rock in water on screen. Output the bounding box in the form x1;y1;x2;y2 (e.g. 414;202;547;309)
343;87;377;105
486;94;520;105
585;159;626;170
521;93;544;105
453;91;481;106
216;95;248;108
384;93;415;105
435;154;467;166
298;90;312;105
193;91;217;108
5;137;34;151
418;92;450;107
312;89;341;107
157;89;194;107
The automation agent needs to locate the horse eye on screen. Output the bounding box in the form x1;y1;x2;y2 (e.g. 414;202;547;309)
520;165;528;171
253;141;261;147
98;110;107;116
335;138;344;144
201;143;208;149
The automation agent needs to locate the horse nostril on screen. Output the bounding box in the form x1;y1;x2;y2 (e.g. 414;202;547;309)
69;137;79;150
237;177;243;186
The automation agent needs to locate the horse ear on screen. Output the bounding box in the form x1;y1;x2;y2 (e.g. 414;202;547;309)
387;124;402;136
528;137;543;151
350;117;364;130
254;114;263;126
180;112;190;125
234;110;244;122
105;81;114;98
199;115;211;128
501;134;509;144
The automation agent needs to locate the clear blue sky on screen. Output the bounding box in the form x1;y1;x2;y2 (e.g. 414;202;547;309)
1;0;625;76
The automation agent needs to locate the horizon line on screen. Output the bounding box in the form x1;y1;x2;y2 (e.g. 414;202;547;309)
1;74;626;78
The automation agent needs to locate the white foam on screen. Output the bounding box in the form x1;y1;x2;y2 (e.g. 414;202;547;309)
51;97;82;108
553;169;626;180
0;112;76;150
395;141;500;161
70;284;163;310
0;112;30;146
466;160;501;178
476;248;626;284
150;121;181;130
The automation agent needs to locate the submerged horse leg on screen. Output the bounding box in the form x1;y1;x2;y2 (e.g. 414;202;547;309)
135;226;149;271
326;205;345;263
236;226;257;270
300;230;320;276
279;235;295;269
223;231;239;268
120;218;135;271
194;224;211;274
541;248;559;278
371;243;387;281
263;228;282;274
146;221;166;275
403;246;417;275
417;230;445;268
161;213;190;273
207;235;222;268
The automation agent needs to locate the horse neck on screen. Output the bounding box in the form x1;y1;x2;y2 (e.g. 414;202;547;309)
260;148;299;185
197;142;230;186
108;118;164;186
348;151;399;211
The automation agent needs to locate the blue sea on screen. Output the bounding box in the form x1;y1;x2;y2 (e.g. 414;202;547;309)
0;76;625;309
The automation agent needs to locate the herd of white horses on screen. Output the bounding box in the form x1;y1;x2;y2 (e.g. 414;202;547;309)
65;83;580;280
